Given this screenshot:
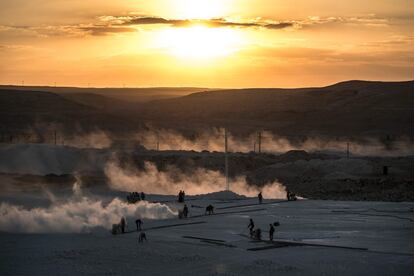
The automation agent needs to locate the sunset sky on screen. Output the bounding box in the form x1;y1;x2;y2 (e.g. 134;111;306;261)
0;0;413;88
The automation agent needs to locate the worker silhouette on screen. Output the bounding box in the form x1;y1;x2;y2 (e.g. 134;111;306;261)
269;224;275;241
135;218;143;231
258;192;263;204
248;219;255;237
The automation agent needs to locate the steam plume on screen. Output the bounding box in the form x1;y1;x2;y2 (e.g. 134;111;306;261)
135;128;414;156
0;181;177;233
105;161;286;199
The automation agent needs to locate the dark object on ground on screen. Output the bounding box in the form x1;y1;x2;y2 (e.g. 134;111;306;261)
112;223;122;235
138;232;147;243
182;236;226;243
254;228;262;240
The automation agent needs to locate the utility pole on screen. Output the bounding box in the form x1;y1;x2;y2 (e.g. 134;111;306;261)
346;142;350;159
225;128;229;191
258;131;262;154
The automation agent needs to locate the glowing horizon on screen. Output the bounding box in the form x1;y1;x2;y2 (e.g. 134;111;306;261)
0;0;413;88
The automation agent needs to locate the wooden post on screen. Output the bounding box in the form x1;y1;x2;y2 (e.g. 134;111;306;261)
346;142;350;158
225;128;229;191
258;131;262;154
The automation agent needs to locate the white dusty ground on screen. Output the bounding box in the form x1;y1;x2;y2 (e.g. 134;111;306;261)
1;195;414;276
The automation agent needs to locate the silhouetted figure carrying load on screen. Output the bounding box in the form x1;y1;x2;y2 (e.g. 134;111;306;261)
120;217;126;234
248;219;255;237
183;204;189;218
205;204;214;215
258;192;263;204
138;232;147;243
135;218;143;231
269;224;275;241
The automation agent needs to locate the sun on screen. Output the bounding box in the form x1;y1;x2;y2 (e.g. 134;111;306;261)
155;25;244;60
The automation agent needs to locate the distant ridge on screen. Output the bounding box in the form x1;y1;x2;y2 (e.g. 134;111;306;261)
0;85;211;103
1;80;413;138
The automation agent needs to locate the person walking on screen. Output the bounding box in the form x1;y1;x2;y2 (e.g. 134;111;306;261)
135;218;143;231
183;204;189;218
120;217;126;234
269;224;275;241
248;219;255;237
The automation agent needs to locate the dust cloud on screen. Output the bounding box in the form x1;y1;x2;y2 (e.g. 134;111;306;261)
63;131;112;149
0;182;177;233
135;129;414;156
105;161;287;199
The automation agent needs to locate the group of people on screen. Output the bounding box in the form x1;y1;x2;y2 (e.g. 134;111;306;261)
112;216;128;235
135;218;147;243
178;190;186;203
286;190;297;201
178;203;216;219
127;191;146;204
115;190;293;245
248;218;278;241
112;216;147;243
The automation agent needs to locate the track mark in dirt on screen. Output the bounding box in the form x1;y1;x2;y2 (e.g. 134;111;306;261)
124;221;207;234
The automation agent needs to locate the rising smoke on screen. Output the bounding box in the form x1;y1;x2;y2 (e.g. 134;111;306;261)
135;128;414;156
0;181;177;233
63;130;112;149
105;160;287;198
12;124;414;156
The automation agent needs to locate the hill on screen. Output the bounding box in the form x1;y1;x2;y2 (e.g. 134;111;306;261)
0;86;210;103
0;89;142;135
141;80;414;137
1;80;413;139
